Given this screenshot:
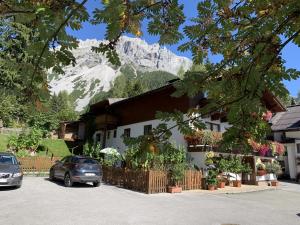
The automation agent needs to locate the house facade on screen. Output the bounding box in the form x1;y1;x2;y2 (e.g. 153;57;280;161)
271;105;300;180
62;81;285;169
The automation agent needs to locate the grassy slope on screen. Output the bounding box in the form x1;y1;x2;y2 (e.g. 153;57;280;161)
0;135;71;157
0;134;9;152
40;139;71;157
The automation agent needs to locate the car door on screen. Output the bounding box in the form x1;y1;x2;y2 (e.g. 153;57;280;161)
59;156;73;178
55;156;70;179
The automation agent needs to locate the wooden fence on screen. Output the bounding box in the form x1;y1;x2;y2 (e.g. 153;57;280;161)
18;157;61;174
102;167;202;194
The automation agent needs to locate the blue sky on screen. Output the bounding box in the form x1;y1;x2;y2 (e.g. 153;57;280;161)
67;0;300;97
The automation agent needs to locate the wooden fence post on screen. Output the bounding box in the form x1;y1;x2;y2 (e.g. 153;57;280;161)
147;170;151;194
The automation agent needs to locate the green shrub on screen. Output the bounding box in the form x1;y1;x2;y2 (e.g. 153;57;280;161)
15;149;30;158
265;161;282;175
206;170;218;185
8;128;43;152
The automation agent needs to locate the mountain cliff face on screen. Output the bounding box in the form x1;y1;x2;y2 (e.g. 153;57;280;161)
48;36;192;111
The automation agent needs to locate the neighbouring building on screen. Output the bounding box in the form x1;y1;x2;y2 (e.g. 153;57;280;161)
61;81;285;170
271;105;300;180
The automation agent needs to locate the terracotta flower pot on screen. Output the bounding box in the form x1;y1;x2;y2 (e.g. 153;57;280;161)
257;170;266;176
167;186;182;193
207;184;215;191
271;181;279;187
218;181;225;188
233;180;241;188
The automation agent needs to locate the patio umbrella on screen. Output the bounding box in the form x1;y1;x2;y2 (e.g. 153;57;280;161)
99;147;120;156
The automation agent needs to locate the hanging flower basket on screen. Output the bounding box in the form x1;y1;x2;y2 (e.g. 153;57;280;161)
184;130;222;147
248;139;285;157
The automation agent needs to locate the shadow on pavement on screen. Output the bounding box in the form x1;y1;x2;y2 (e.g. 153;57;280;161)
0;186;20;191
44;178;95;188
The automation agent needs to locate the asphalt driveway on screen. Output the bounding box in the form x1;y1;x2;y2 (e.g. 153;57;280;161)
0;177;299;225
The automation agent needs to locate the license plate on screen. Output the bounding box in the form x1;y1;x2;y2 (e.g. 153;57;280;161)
0;178;7;183
85;173;95;177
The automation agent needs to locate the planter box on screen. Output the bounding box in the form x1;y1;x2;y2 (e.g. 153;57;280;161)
223;172;241;181
266;173;276;181
167;186;182;194
256;173;277;181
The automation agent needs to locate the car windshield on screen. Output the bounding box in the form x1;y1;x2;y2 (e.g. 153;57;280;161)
74;158;98;164
0;155;17;165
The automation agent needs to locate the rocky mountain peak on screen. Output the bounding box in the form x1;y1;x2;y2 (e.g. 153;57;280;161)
49;36;192;111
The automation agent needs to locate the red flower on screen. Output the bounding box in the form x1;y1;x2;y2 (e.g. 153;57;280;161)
258;144;269;156
275;142;285;155
262;111;272;121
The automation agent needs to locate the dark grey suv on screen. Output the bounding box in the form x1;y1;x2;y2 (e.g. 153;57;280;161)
0;152;23;188
49;155;102;187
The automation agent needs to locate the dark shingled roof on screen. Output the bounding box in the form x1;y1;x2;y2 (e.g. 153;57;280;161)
271;105;300;131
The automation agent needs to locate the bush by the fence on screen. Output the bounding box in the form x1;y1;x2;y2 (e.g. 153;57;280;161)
102;166;202;194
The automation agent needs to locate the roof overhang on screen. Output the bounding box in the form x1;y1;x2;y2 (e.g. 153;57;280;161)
262;90;286;113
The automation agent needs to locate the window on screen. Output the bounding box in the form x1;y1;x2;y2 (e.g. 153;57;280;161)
0;155;17;165
107;131;111;139
212;123;220;132
144;125;152;135
297;144;300;154
124;128;131;138
113;130;117;138
205;122;220;132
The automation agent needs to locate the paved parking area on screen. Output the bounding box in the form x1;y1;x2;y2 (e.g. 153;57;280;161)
0;177;299;225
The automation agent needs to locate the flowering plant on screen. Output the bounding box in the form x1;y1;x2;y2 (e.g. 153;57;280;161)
184;130;222;147
248;139;261;152
249;139;285;156
275;142;285;155
262;111;273;121
256;159;266;171
258;144;269;157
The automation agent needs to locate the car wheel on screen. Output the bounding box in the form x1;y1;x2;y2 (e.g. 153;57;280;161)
64;173;73;187
93;181;100;187
49;169;55;181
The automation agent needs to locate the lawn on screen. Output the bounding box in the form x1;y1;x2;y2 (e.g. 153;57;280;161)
40;139;71;157
0;134;9;151
0;134;71;157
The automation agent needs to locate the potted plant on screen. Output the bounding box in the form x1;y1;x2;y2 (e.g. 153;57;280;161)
217;158;230;188
217;175;226;188
256;161;266;176
167;163;185;193
228;157;243;187
241;163;252;182
206;170;218;191
265;161;282;186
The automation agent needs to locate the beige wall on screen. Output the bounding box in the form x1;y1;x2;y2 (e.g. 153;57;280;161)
285;131;300;139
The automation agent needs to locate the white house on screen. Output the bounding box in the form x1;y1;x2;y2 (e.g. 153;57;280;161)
62;81;285;170
271;105;300;180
